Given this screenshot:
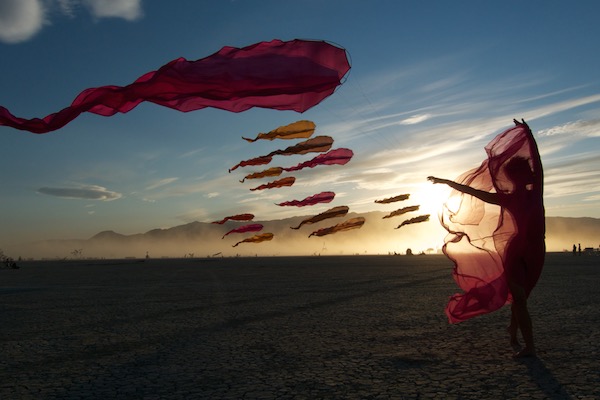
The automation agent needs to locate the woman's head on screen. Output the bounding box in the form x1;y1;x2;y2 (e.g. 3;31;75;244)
505;156;534;186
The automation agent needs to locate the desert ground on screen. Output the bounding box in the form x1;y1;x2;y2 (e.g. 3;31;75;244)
1;253;598;399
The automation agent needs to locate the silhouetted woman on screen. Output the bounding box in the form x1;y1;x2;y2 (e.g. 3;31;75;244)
428;119;545;358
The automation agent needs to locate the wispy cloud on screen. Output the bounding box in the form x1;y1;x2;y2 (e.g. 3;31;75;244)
38;185;122;201
0;0;46;43
0;0;143;44
538;119;600;138
145;177;179;191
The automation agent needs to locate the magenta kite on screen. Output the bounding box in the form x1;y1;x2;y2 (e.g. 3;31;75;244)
222;223;263;239
283;148;353;172
1;39;350;134
276;191;335;207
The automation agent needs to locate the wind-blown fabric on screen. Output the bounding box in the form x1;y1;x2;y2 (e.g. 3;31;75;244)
439;123;545;323
212;213;254;224
249;176;295;191
242;120;316;142
375;194;410;204
232;233;274;247
276;191;335;207
1;39;350;134
229;136;334;172
308;217;365;237
291;205;349;229
222;223;263;239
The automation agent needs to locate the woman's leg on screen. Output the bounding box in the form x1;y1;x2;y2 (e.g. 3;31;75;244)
508;306;520;349
508;281;535;357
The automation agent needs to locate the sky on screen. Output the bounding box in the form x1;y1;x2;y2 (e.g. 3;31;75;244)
1;0;600;253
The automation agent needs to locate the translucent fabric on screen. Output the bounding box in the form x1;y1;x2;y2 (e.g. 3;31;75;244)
440;123;545;323
1;40;350;134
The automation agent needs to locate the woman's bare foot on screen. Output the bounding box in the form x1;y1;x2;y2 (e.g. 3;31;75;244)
513;347;536;358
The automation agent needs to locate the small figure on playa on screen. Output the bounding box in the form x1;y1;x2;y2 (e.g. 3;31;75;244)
428;119;545;358
573;244;577;256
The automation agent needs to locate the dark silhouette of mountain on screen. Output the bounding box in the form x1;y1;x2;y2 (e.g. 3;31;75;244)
7;214;599;259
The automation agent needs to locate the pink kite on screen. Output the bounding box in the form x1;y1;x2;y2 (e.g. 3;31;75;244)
232;233;274;247
308;217;365;237
276;191;335;207
229;136;334;172
249;176;295;191
437;121;545;323
212;213;254;224
222;223;263;239
283;148;353;172
291;205;349;229
242;120;316;142
1;39;350;134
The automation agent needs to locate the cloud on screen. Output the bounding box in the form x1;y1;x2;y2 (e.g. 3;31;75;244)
538;119;600;138
0;0;143;44
38;185;122;200
145;177;179;191
399;114;431;125
83;0;143;21
0;0;45;43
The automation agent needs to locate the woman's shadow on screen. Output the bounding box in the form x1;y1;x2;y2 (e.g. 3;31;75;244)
519;356;572;400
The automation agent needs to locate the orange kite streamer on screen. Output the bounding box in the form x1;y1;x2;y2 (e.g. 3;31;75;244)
240;167;283;183
212;213;254;224
276;191;335;207
249;176;295;191
229;136;334;172
382;205;420;219
291;205;349;229
375;194;410;204
232;233;274;247
395;214;430;229
308;217;365;237
242;120;316;142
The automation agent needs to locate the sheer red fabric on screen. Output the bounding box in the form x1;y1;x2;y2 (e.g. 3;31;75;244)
1;39;350;134
440;123;545;323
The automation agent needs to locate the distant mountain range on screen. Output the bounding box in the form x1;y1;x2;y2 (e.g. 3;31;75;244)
6;213;599;260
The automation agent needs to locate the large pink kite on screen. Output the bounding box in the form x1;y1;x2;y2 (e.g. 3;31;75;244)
0;39;350;134
438;121;545;323
222;223;263;239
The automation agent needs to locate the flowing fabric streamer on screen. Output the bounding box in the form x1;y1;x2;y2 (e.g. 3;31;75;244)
308;217;365;237
383;205;420;219
212;213;254;224
374;194;410;204
232;233;274;247
276;191;335;207
242;120;316;142
395;214;430;229
283;148;353;172
1;39;350;134
240;167;284;182
439;122;545;323
249;177;295;191
291;205;349;229
229;136;334;172
222;223;263;239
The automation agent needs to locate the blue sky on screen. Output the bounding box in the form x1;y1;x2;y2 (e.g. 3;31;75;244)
1;0;600;249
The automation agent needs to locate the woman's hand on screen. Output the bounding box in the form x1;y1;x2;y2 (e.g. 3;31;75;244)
428;176;445;184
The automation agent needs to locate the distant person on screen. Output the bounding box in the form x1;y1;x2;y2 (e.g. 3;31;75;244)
578;243;581;255
573;244;577;256
428;119;545;358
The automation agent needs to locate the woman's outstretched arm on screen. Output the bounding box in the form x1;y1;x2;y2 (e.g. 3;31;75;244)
428;176;500;205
